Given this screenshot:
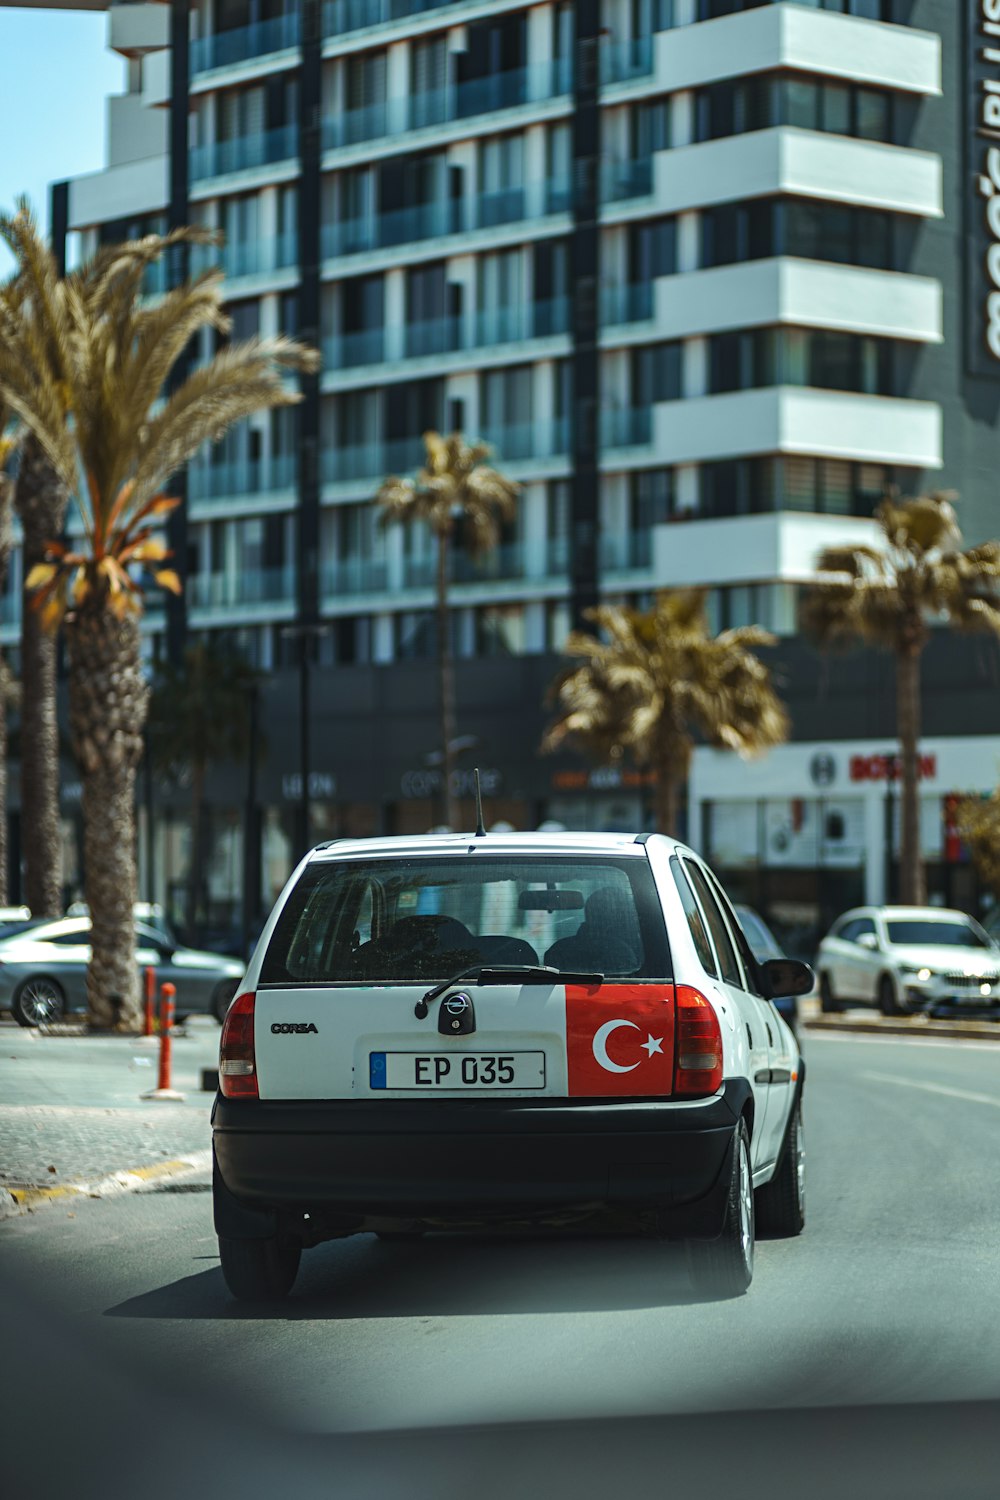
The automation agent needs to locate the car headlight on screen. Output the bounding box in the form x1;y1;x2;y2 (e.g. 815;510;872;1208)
899;964;933;981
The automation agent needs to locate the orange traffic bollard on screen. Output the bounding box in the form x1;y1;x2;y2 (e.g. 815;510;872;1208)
157;982;176;1092
144;966;156;1037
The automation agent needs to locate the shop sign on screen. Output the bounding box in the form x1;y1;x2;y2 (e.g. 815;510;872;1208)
551;767;656;792
849;753;937;783
400;767;502;799
282;772;337;800
966;2;1000;375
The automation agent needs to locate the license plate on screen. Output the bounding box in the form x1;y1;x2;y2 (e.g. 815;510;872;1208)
369;1051;546;1090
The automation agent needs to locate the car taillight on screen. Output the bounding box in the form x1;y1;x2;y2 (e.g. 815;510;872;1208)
674;985;723;1097
219;991;257;1099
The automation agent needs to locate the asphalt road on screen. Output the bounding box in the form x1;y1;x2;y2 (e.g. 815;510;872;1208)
2;1032;999;1498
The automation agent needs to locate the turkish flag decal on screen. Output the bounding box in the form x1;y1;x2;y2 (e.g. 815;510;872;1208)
565;984;675;1098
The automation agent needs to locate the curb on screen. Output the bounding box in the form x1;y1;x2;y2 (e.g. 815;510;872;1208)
804;1016;1000;1043
0;1148;212;1222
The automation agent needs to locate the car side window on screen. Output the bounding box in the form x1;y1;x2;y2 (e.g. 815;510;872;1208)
670;859;718;979
685;859;746;989
704;869;764;998
838;918;861;943
855;917;877;942
46;930;89;946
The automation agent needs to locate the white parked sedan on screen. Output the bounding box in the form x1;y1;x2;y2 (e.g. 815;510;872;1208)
213;832;811;1303
815;905;1000;1017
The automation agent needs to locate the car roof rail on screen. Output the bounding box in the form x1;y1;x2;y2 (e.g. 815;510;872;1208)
634;832;652;845
313;839;341;851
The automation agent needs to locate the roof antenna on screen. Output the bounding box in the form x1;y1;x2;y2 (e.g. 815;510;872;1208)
473;767;487;838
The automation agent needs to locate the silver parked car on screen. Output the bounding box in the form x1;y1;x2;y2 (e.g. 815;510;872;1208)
0;917;245;1027
815;905;1000;1017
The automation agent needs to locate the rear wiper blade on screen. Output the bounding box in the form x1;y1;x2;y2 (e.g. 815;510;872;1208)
416;964;603;1018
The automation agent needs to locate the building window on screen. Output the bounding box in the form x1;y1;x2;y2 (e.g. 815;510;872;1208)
707;328;894;397
698;1;887;20
696;73;893;146
699;457;893;518
701;197;893;272
632;342;682;405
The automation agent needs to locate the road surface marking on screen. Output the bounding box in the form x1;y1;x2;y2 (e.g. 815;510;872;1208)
1;1149;212;1219
863;1071;1000;1109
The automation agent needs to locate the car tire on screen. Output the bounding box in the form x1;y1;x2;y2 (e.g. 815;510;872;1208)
687;1119;754;1300
212;980;240;1025
878;974;900;1017
218;1233;302;1302
819;972;838;1014
11;976;67;1028
755;1104;805;1238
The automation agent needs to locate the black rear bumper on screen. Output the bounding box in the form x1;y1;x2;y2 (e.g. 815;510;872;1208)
212;1080;751;1241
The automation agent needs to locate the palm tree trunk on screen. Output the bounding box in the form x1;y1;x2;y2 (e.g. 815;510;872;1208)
653;757;679;837
436;527;459;830
15;439;67;918
896;640;926;906
66;606;148;1030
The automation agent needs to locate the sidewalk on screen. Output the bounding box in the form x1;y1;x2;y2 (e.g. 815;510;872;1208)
0;1016;221;1217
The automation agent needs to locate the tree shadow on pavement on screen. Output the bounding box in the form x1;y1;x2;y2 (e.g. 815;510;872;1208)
105;1230;707;1321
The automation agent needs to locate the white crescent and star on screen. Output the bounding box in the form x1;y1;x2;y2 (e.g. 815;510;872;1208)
592;1019;664;1073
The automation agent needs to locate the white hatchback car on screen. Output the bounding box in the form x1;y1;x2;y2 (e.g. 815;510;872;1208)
213;832;811;1302
815;905;1000;1017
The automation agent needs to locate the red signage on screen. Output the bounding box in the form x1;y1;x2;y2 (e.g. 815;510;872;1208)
849;753;937;784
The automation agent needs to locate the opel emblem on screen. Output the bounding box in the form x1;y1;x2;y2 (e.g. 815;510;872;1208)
445;993;471;1015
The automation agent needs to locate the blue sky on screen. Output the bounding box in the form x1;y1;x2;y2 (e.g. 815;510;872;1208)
0;9;123;268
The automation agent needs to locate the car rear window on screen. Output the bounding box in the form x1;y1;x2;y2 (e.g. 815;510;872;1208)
885;919;988;948
259;855;671;985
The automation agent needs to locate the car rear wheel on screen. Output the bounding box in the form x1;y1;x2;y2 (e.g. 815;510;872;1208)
819;973;838;1013
755;1104;805;1238
218;1233;302;1302
212;980;240;1025
687;1119;754;1300
12;976;66;1028
878;974;900;1017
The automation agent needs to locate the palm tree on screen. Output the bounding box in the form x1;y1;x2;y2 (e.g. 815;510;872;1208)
0;379;17;905
147;640;259;941
374;431;519;829
955;791;1000;903
800;493;1000;906
15;437;67;917
543;590;788;836
0;204;318;1029
0;267;64;916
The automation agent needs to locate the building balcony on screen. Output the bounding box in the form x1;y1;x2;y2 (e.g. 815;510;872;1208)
601;282;655;327
320;418;569;490
640;258;943;345
321;298;570;379
188;454;297;507
650;386;942;468
194;234;298;284
653;128;942;219
600;36;654;87
601;157;654;206
191;13;301;76
320;556;391;597
190;125;298;183
320;177;570;263
321;58;572;155
188;566;296;612
602;406;654;451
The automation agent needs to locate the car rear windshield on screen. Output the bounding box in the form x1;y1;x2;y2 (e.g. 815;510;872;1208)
885;920;989;948
259;855;671;985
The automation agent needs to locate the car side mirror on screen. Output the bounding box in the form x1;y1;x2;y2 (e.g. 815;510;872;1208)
857;932;878;951
761;958;814;1000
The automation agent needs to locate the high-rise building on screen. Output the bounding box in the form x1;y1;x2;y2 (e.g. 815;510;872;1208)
6;1;1000;944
